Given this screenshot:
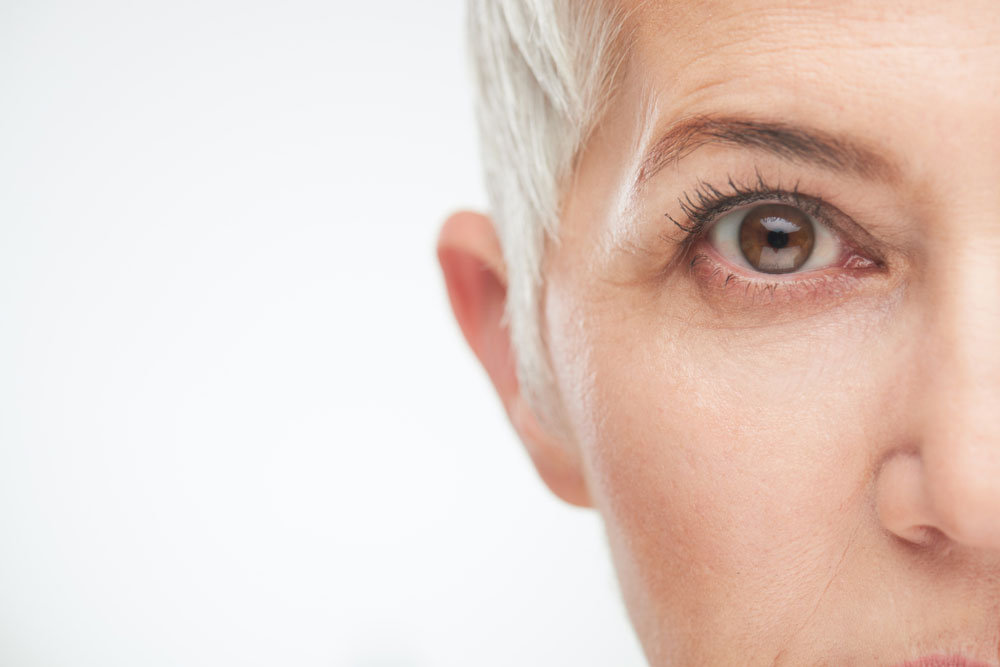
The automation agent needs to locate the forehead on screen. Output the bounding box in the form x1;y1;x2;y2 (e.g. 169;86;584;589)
628;0;1000;64
617;0;1000;137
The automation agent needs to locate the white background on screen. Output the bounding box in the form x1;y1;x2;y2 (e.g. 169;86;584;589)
0;1;645;665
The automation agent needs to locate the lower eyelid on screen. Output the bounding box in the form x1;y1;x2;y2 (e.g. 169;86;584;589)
689;246;875;306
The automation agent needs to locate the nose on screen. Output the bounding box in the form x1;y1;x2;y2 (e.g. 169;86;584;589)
878;249;1000;551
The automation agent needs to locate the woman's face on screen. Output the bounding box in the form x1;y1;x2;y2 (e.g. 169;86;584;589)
545;0;1000;663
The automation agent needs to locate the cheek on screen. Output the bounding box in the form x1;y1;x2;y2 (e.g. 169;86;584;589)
547;288;907;656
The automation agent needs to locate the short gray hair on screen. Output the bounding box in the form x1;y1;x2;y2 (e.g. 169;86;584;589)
468;0;628;425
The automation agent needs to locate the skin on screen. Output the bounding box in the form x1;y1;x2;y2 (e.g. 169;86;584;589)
439;1;1000;664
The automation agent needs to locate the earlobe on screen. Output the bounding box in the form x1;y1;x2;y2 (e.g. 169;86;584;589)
508;394;592;508
437;211;591;508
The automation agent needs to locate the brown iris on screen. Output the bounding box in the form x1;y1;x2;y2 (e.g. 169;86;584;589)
738;204;815;274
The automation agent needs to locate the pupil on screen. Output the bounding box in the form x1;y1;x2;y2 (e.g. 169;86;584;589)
767;229;789;249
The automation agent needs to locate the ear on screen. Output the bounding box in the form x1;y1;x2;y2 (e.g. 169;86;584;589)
437;211;591;508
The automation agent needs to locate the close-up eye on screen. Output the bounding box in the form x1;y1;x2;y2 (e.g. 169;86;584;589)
706;202;842;275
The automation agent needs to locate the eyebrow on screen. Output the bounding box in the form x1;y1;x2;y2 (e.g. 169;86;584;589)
634;115;900;189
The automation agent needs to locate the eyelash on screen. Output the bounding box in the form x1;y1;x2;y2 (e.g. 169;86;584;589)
664;173;879;303
666;171;819;240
